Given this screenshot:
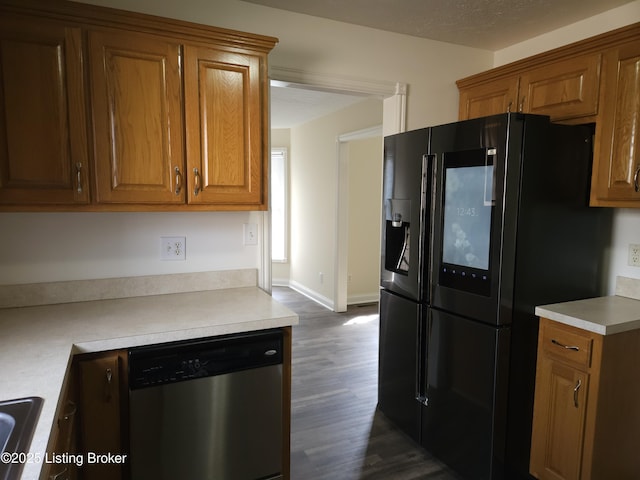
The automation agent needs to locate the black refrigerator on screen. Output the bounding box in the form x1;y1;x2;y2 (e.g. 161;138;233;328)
378;113;611;480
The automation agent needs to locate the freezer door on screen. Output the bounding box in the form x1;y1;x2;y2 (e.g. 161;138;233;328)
381;128;432;302
378;289;421;442
421;308;509;480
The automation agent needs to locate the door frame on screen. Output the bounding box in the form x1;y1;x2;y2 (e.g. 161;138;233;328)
268;66;407;310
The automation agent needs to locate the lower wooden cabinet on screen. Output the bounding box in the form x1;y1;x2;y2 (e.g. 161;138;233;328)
530;318;640;480
42;372;79;480
76;350;128;480
41;349;128;480
42;329;292;480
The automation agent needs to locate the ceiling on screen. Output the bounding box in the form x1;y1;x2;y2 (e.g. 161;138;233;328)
270;84;369;128
264;0;636;128
246;0;635;50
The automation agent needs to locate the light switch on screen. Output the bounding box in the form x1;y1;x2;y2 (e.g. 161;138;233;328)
243;224;258;245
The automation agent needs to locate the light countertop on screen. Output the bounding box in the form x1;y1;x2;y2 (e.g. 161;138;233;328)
0;271;298;480
535;276;640;335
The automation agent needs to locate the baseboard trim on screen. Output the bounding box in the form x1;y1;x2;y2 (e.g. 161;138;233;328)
273;280;379;310
287;280;334;311
347;292;380;306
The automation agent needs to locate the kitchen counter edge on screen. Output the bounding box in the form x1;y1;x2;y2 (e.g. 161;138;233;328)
0;286;298;480
535;294;640;335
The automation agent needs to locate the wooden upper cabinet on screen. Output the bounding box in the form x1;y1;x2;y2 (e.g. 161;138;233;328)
88;29;185;204
0;15;90;205
0;0;277;211
458;53;601;122
591;41;640;206
457;23;640;208
520;54;601;121
458;76;519;120
184;45;265;207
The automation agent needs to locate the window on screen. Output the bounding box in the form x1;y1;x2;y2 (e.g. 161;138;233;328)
271;148;288;262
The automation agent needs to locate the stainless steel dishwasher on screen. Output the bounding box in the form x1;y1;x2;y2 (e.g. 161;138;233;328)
128;329;283;480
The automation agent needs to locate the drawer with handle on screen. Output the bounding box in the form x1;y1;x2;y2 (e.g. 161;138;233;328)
541;319;593;368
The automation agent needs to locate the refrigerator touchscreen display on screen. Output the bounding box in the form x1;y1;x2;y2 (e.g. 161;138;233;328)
442;164;494;270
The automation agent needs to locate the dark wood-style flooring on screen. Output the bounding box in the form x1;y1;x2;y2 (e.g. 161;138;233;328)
272;287;460;480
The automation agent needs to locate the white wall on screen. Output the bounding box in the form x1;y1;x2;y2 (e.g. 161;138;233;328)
493;3;640;292
288;98;383;307
0;0;492;289
347;136;383;304
494;1;640;66
4;0;636;294
0;212;263;285
75;0;493;130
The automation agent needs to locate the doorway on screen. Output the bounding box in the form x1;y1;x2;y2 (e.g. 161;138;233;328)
269;69;406;311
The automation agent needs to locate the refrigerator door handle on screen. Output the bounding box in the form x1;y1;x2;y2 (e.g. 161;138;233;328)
416;312;430;407
419;154;436;302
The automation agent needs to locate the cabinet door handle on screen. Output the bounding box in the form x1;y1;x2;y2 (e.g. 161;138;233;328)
551;339;580;351
518;96;526;112
193;168;201;196
573;378;582;407
105;368;113;401
62;401;77;422
634;164;639;193
174;166;183;195
75;163;83;193
507;101;513;113
49;467;69;480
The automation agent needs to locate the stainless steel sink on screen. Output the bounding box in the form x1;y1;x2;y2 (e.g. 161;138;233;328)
0;412;15;454
0;397;43;480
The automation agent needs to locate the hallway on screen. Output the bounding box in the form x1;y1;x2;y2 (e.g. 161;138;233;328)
272;287;460;479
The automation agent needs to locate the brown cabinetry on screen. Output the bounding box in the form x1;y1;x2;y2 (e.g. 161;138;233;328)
457;23;640;207
458;76;519;120
88;29;184;205
43;370;79;480
591;40;640;206
530;318;640;480
0;0;276;211
519;54;601;121
0;13;90;205
184;45;265;207
458;53;601;122
77;350;128;480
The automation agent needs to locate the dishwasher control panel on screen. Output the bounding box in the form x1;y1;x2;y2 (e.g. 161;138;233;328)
128;329;283;389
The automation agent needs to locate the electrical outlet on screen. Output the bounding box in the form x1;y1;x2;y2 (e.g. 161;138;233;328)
161;236;186;261
629;243;640;267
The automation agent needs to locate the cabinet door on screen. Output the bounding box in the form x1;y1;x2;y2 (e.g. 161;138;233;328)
184;45;266;207
78;352;126;480
591;42;640;204
43;372;79;480
88;29;185;204
519;54;601;121
530;357;589;480
458;76;519;120
0;15;89;205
